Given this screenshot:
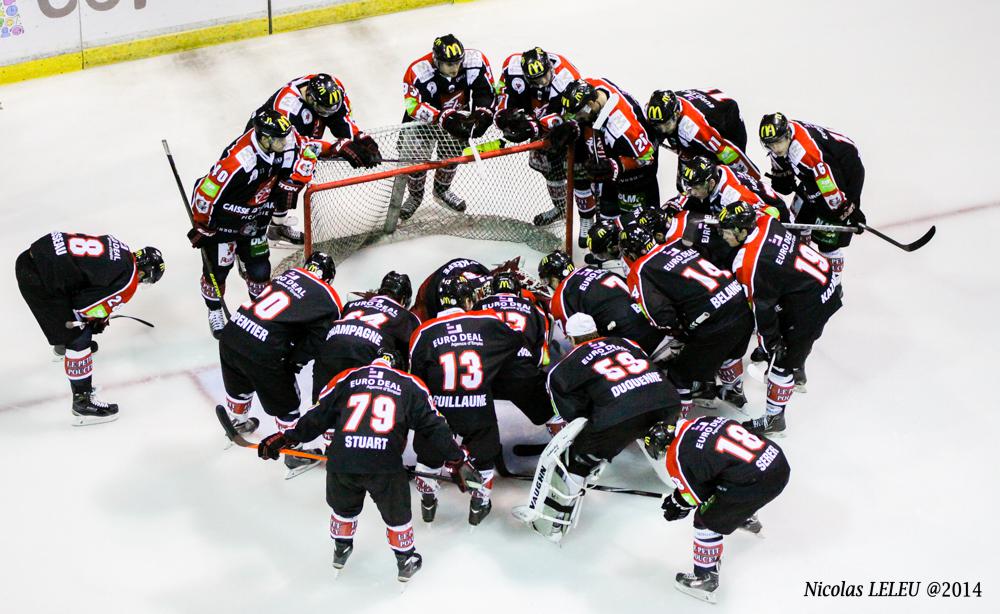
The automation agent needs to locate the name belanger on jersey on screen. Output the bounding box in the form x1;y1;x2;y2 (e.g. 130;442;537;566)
709;279;743;309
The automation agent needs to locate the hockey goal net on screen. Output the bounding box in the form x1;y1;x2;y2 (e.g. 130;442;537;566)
278;122;573;270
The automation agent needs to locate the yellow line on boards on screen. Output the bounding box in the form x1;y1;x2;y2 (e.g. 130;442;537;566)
0;0;465;86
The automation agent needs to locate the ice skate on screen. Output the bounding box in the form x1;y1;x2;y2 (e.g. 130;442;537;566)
433;186;467;212
674;570;719;603
231;416;260;436
750;346;768;362
399;190;424;221
739;514;764;537
266;222;304;246
395;550;423;583
332;540;353;575
420;493;438;523
533;204;565;226
207;308;226;339
793;367;807;393
71;391;119;426
284;444;323;479
468;496;492;526
742;411;786;436
717;385;747;409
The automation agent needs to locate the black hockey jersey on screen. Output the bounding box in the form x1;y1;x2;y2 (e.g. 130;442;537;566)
413;258;490;320
341;295;421;354
653;89;757;177
251;74;362;141
627;238;750;339
666;415;789;506
732;216;843;350
409;308;532;431
580;78;655;173
473;292;549;366
190;129;323;240
495;51;581;133
663;210;739;269
291;363;462;474
402;50;495;123
767;119;863;213
221;267;343;360
28;232;138;320
549;266;662;352
546;336;680;430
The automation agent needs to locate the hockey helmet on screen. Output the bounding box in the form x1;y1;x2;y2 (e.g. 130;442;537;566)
305;73;345;117
759;112;790;145
521;47;552;85
373;346;404;370
538;250;575;281
560;80;598;120
433;34;465;63
679;156;717;193
586;218;621;258
438;274;475;309
645;90;681;124
304;251;336;282
379;271;413;308
619;224;657;261
490;270;522;295
716;201;757;232
134;247;165;285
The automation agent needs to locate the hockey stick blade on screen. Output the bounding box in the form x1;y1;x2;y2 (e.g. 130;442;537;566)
497;469;663;498
213;405;326;461
859;223;935;252
512;443;548;457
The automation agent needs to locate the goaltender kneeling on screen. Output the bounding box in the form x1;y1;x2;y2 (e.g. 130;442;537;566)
256;349;480;583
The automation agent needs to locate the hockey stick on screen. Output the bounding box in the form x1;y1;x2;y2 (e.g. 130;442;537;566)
782;222;936;252
161;139;231;319
213;406;478;487
65;314;155;329
493;447;662;498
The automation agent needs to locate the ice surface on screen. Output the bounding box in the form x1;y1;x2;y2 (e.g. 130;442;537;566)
2;0;998;612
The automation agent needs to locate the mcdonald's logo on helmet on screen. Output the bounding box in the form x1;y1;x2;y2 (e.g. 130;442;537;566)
433;34;466;63
759;112;789;144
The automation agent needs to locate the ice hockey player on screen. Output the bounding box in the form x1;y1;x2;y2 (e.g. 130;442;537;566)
411;256;490;320
620;205;672;244
758;112;866;276
399;34;495;220
250;73;382;242
256;349;481;583
583;217;623;266
622;225;754;416
515;313;679;542
409;274;552;525
646;416;790;603
678;155;788;219
493;46;581;226
538;250;664;354
715;202;843;434
309;271;420;402
661;204;740;269
644;89;759;185
188;109;327;337
15;233;164;425
551;78;658;247
218;252;343;478
474;271;549;367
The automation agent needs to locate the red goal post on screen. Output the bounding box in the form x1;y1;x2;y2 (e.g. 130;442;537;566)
285;122;575;271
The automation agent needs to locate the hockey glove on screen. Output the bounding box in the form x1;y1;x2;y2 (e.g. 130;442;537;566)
494;108;515;131
470;107;494;138
445;449;482;493
89;318;110;335
187;226;215;248
766;169;797;195
837;201;866;228
765;337;787;362
547;120;579;151
334;139;367;168
440;109;474;140
258;432;288;460
501;110;539;143
585;156;620;182
661;490;695;522
355;134;382;166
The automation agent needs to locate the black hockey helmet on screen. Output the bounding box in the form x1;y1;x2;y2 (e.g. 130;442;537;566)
253;108;293;139
439;274;475;309
379;271;413;307
623;207;672;242
716;201;758;232
304;251;336;282
133;247;165;285
645;90;680;124
373;346;404;370
643;421;677;460
586;218;621;258
619;224;657;261
560;80;598;118
490;270;522;295
521;47;552;84
679;156;717;191
759;112;790;144
538;250;575;281
304;73;345;117
432;34;465;63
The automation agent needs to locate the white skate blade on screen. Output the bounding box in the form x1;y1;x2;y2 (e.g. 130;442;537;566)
511;505;541;524
284;460;321;480
674;582;717;604
71;413;119;427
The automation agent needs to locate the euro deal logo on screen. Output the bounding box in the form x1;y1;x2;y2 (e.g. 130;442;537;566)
2;1;24;38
